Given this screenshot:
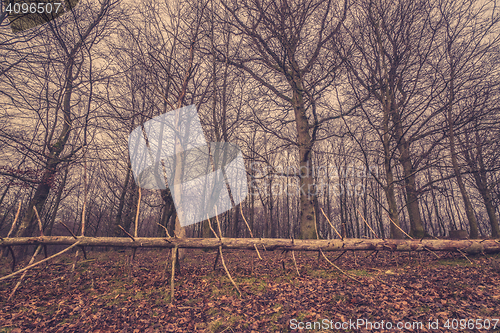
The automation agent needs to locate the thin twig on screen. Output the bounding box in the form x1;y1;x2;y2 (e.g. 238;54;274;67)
7;202;21;237
156;222;171;238
253;244;263;260
333;250;347;262
219;245;242;298
212;210;241;297
320;208;342;240
240;204;262;259
59;221;77;239
0;241;81;282
357;209;378;239
215;208;223;238
386;213;413;239
33;206;44;236
118;225;135;241
0;202;21;258
424;247;440;259
135;188;141;238
320;249;361;284
386;214;439;258
8;245;42;300
208;216;219;240
170;245;177;303
291;250;300;277
239;204;254;238
457;249;473;265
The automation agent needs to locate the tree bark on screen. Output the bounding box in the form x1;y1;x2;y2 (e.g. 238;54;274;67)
290;74;317;240
16;58;75;237
159;188;176;237
47;165;69;236
2;236;499;254
472;131;500;237
383;106;403;239
392;110;425;238
447;74;479;238
114;162;132;237
219;0;347;239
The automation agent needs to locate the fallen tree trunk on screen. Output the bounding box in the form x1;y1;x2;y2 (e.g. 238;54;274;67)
1;236;500;254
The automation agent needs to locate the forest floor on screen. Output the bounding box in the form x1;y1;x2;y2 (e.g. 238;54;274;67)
0;247;499;332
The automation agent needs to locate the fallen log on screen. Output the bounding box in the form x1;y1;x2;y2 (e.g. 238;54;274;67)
1;236;500;254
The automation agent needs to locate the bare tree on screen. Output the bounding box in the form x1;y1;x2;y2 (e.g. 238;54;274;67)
216;0;348;239
340;0;456;237
459;84;500;237
437;0;500;238
0;0;120;237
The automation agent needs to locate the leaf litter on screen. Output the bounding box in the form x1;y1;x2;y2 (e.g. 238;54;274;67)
1;249;499;332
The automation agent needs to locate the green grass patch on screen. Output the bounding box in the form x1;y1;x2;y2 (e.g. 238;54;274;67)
37;305;56;315
417;305;431;313
237;276;267;293
207;313;244;332
0;327;19;333
348;269;371;277
60;314;79;324
185;297;201;305
296;311;315;322
269;303;283;324
332;294;347;303
309;269;340;279
437;258;471;267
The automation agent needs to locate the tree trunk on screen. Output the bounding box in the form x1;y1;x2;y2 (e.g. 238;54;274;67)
475;132;500;238
448;126;479;238
384;110;403;239
203;218;213;238
17;161;64;237
122;181;136;234
47;165;69;236
296;122;316;239
392;110;425;237
481;188;500;238
16;56;75;238
232;206;240;238
4;236;500;254
114;163;132;237
447;69;479;238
